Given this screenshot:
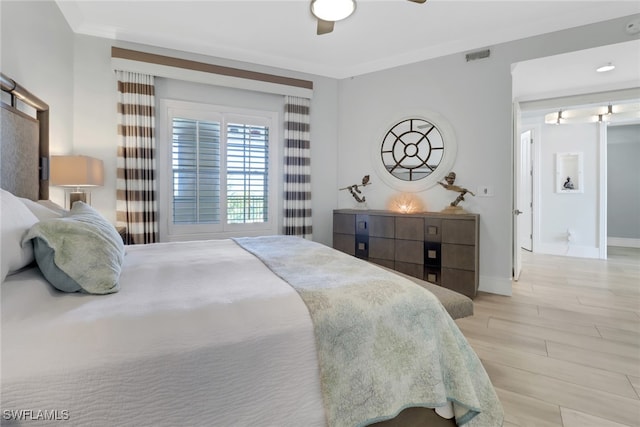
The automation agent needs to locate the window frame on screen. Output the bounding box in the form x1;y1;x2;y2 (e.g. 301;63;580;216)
159;99;280;241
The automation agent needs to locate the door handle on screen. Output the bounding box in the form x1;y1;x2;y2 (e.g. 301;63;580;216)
514;209;523;215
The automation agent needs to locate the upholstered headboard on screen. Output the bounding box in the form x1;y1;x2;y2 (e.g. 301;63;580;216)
0;73;49;200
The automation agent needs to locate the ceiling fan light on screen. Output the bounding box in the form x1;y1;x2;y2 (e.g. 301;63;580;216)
596;63;615;73
311;0;356;22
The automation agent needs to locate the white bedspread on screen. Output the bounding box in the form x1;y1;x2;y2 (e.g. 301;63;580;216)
1;239;326;426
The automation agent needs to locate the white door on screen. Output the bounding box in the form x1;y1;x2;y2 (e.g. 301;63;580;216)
520;129;533;251
513;103;522;281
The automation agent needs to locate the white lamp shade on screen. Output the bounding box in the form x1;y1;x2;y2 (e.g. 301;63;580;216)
50;155;104;187
311;0;356;22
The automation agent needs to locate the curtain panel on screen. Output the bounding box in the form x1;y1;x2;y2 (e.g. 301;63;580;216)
283;96;312;239
115;71;158;244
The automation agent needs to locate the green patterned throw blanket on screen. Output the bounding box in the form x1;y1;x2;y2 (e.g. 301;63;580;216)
234;236;503;427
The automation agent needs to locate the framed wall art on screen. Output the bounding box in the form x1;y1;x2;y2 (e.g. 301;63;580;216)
556;152;583;193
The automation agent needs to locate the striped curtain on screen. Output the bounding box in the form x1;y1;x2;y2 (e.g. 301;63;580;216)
115;71;158;244
283;96;312;239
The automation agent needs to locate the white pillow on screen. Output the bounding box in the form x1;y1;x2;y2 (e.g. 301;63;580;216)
19;197;65;221
38;200;68;216
1;189;39;282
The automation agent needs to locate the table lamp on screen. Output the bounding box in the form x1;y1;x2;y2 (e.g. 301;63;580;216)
50;155;104;208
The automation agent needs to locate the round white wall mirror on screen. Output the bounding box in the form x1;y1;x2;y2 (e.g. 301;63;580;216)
372;111;457;192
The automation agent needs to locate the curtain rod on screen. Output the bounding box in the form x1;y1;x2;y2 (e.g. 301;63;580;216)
111;47;313;91
0;73;49;111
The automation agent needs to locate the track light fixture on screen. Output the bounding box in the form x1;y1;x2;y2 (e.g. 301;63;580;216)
545;103;640;125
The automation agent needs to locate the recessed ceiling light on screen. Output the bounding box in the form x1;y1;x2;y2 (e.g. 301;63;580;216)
596;63;615;73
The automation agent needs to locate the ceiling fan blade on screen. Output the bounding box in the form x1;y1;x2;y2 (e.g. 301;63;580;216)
317;19;334;35
407;0;427;3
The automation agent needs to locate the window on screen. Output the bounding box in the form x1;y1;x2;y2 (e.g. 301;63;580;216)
226;123;269;223
172;118;221;224
160;100;279;240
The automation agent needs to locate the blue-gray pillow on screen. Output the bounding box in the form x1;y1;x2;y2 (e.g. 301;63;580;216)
22;202;125;294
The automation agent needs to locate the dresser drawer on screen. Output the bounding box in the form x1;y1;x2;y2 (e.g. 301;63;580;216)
333;233;355;255
442;219;476;245
370;215;394;238
424;218;442;243
394;261;423;280
442;243;476;271
334;213;355;235
442;268;477;298
395;239;423;264
370;237;395;260
396;216;424;241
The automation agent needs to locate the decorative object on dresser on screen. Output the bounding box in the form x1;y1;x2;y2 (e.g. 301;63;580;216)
50;155;104;208
388;192;424;214
333;209;480;298
438;171;475;214
339;174;371;204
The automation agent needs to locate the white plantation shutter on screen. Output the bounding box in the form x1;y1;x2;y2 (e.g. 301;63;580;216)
226;123;269;224
171;118;221;224
167;104;274;236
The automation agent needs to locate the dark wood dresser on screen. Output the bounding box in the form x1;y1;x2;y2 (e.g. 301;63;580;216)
333;209;480;298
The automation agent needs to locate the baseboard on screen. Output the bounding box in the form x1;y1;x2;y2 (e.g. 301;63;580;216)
479;275;512;296
535;243;601;259
607;237;640;248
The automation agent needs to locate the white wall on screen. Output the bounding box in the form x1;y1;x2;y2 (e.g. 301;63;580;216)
71;35;118;219
0;0;75;204
536;121;601;257
607;123;640;245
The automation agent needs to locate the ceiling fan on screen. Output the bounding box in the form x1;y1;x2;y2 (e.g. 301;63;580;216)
311;0;427;35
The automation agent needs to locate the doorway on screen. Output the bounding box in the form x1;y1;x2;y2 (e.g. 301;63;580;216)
519;129;533;253
510;40;638;283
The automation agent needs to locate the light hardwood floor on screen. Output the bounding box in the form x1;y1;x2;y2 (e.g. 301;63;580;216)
455;247;640;427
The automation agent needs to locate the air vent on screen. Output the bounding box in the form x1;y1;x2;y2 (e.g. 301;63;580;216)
626;18;640;34
465;49;491;62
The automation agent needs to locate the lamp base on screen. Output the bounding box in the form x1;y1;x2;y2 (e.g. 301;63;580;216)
67;191;89;209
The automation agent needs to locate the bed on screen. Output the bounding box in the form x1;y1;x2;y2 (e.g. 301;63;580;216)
0;75;503;427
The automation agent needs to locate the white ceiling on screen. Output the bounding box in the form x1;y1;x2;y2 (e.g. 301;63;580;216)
513;39;640;103
56;0;640;79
